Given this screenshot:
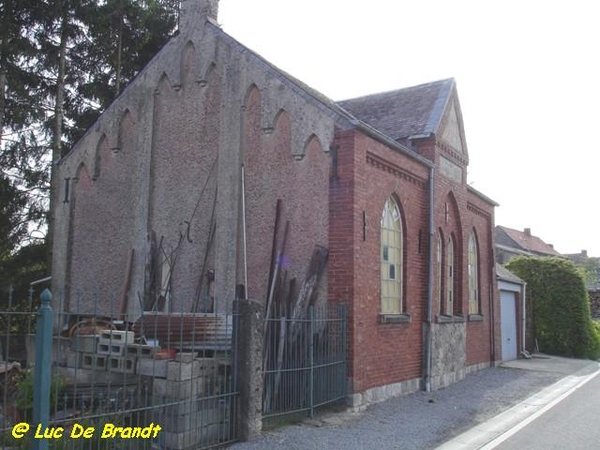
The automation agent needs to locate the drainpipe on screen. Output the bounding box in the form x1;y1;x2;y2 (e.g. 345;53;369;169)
489;283;495;364
424;166;435;392
522;281;527;353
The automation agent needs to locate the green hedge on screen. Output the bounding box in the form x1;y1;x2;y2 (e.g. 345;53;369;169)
507;256;600;360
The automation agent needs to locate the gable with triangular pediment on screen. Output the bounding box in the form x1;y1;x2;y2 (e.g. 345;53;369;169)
440;99;468;158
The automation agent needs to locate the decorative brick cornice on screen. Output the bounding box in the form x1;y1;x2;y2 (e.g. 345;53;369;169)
467;202;491;219
438;142;468;166
366;152;426;187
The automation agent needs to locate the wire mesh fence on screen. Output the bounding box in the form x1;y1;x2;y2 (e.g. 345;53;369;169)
0;283;239;450
262;304;347;421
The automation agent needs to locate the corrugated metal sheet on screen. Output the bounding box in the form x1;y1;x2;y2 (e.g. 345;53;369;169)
132;313;233;350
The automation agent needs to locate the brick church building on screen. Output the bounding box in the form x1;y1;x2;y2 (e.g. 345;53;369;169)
52;0;500;408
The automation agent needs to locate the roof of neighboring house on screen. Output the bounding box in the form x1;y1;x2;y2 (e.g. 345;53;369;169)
495;226;561;256
337;79;455;142
563;250;591;265
496;263;525;285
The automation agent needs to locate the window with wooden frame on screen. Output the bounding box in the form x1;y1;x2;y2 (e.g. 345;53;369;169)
446;236;455;315
436;232;443;313
380;197;403;314
468;231;480;315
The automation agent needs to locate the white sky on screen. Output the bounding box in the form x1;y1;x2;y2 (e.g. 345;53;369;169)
219;0;600;256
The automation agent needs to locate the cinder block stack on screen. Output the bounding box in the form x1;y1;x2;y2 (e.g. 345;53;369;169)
152;355;231;450
64;329;157;382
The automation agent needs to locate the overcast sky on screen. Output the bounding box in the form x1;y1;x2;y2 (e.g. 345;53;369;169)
219;0;600;256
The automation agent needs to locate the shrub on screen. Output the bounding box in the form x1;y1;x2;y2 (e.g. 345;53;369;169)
16;370;66;422
507;256;600;360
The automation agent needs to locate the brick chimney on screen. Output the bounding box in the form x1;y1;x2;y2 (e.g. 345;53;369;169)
180;0;219;33
524;228;531;237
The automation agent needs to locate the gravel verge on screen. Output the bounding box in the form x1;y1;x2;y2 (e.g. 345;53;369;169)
228;366;563;450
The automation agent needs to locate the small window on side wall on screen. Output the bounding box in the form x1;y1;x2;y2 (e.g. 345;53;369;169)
436;232;443;313
468;231;480;315
446;236;455;315
380;197;403;315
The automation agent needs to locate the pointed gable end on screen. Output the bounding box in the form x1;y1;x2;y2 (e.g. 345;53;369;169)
438;89;469;159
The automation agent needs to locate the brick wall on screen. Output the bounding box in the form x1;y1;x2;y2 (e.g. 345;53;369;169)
464;191;498;365
333;130;498;397
330;128;430;393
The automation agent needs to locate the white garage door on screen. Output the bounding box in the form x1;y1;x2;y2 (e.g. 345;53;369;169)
500;290;518;361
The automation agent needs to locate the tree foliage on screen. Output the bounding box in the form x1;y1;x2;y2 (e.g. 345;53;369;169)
507;256;600;360
0;0;178;259
574;256;600;288
0;175;28;258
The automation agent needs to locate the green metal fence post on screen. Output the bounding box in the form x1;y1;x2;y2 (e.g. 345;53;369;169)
32;288;52;450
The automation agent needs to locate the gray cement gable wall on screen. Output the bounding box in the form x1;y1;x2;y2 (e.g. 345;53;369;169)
53;9;335;318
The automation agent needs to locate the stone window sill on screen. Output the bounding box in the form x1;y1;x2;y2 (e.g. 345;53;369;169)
379;313;411;324
436;314;466;324
468;314;484;322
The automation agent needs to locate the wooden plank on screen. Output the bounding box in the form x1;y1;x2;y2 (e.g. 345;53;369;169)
289;245;328;342
265;220;289;323
266;199;282;308
119;249;135;319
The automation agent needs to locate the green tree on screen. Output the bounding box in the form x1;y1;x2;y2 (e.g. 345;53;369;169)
576;257;600;287
1;0;179;261
0;0;49;243
507;256;600;360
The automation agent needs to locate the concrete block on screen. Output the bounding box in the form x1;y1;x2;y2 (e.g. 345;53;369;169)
175;352;195;363
167;360;201;381
69;335;98;353
66;350;81;369
153;376;206;398
81;353;107;371
98;341;126;356
99;330;135;344
107;355;137;373
151;396;190;416
152;406;229;433
126;344;155;358
138;358;168;378
152;395;225;417
56;366;128;384
196;357;220;377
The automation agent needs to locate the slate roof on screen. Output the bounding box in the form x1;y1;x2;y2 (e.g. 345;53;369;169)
495;226;561;257
337;79;455;142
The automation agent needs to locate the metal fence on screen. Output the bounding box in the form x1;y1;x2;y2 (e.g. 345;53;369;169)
262;304;347;420
0;284;239;450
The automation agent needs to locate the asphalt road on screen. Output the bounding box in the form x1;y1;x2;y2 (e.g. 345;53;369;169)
492;371;600;450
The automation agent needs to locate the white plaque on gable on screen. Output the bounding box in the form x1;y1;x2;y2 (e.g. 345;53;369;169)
440;156;462;183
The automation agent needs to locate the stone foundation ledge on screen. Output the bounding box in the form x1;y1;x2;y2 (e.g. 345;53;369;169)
346;377;422;411
346;362;493;411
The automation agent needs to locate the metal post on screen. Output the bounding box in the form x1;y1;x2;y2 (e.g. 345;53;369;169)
32;289;52;450
309;306;315;418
